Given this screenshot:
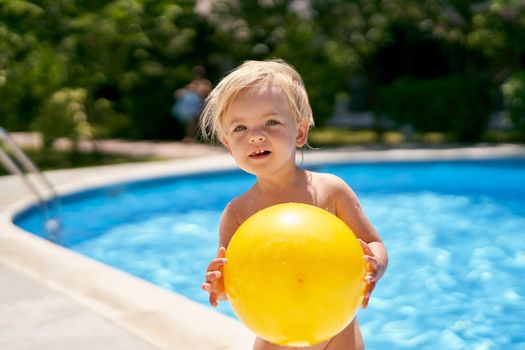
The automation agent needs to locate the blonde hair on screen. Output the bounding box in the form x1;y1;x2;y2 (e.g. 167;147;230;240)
199;59;314;142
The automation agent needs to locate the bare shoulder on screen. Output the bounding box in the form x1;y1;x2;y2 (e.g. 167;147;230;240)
226;189;258;219
310;171;354;195
309;171;361;211
311;171;344;184
309;171;381;243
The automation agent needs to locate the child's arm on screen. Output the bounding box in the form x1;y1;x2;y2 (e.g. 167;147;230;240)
201;202;240;307
334;177;388;308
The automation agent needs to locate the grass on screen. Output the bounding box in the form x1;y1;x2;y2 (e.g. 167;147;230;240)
308;127;523;147
481;130;525;143
308;127;449;147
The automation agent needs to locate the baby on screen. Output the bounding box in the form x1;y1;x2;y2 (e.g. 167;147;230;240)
200;59;388;350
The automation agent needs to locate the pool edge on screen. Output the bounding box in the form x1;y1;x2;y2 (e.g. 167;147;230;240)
0;154;255;350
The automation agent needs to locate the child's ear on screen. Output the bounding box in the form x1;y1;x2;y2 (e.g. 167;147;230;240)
295;119;309;148
220;135;232;154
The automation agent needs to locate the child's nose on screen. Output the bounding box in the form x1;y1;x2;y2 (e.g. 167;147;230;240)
249;133;266;143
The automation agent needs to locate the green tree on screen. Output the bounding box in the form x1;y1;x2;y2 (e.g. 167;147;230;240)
1;0;207;139
313;0;524;140
32;87;91;149
199;0;347;124
1;0;524;141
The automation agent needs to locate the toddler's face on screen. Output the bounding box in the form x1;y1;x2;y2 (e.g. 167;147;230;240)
220;86;308;177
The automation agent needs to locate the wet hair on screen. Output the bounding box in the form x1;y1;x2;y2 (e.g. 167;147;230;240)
199;59;314;142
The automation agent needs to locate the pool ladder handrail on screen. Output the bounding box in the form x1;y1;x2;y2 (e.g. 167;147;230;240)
0;127;61;236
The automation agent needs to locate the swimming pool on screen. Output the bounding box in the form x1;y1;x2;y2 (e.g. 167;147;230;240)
14;158;525;350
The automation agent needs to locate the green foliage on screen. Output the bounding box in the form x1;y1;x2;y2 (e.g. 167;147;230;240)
88;98;131;138
32;88;91;148
0;0;524;142
377;75;493;141
502;70;525;135
1;0;202;139
200;0;345;124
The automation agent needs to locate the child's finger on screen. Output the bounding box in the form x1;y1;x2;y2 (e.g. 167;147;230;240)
217;246;226;258
205;270;222;282
209;292;218;307
362;281;376;308
363;255;378;266
363;256;379;281
358;239;374;256
206;258;228;271
365;272;377;283
362;292;370;309
204;247;227;308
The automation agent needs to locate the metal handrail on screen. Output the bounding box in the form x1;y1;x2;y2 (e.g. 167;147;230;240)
0;127;61;237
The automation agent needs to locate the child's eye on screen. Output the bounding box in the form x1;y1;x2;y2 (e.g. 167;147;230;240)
266;120;281;126
233;125;246;132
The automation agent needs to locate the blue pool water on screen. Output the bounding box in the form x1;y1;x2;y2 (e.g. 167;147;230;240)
15;158;525;350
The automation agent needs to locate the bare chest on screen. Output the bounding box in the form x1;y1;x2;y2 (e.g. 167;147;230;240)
236;188;336;225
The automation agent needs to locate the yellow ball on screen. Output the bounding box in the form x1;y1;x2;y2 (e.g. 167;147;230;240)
224;203;366;346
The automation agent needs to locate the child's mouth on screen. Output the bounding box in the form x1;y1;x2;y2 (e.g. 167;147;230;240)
249;149;271;159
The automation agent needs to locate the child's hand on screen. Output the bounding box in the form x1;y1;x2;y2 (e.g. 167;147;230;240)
358;239;385;309
201;246;228;307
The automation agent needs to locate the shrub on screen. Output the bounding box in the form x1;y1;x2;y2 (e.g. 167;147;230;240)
376;75;493;142
32;88;92;149
501;70;525;138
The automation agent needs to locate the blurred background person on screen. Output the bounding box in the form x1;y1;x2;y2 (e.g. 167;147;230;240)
171;66;212;142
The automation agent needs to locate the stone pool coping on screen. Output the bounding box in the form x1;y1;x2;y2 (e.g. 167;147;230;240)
1;145;525;349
